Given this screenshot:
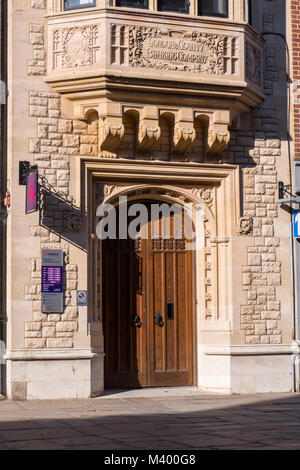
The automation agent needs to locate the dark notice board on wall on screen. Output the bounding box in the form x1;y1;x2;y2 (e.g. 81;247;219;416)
41;250;64;314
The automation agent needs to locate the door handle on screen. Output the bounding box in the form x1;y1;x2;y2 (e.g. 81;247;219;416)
154;314;164;327
132;314;142;328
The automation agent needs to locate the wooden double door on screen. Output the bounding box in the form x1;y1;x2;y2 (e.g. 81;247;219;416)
102;203;194;388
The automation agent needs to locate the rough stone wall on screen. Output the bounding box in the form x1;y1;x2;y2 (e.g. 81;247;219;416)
25;91;98;348
224;122;282;345
25;0;99;353
222;39;282;344
28;23;46;76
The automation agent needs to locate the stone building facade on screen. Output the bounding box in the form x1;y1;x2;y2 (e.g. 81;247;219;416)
0;0;7;396
1;0;297;399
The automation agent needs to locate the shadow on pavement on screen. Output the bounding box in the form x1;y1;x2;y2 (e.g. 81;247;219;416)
0;393;300;449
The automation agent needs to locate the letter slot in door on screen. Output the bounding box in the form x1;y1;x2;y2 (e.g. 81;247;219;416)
167;303;174;320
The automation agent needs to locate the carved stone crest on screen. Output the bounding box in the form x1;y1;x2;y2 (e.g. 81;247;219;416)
53;25;100;69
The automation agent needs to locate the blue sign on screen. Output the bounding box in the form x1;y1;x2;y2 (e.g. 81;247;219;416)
293;210;300;238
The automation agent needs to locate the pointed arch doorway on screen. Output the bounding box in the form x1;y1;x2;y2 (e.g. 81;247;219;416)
102;199;195;389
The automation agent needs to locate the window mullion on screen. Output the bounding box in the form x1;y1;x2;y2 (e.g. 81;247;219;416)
190;0;196;16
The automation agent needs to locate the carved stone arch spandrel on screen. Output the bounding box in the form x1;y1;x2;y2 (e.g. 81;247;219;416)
103;184;215;216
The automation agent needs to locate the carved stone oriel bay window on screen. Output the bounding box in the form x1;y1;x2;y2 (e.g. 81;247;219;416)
46;0;264;160
46;4;263;88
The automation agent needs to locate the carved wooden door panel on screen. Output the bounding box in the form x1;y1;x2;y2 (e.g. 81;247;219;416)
103;236;147;388
147;212;194;387
103;204;194;388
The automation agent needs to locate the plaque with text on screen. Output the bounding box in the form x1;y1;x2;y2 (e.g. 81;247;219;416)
41;250;64;313
42;250;63;267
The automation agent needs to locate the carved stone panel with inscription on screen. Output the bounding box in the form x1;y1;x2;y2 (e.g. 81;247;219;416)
112;25;237;75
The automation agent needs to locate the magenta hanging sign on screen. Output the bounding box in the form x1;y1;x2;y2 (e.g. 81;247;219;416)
26;171;38;214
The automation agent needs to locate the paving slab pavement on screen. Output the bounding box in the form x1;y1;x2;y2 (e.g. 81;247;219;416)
0;388;299;449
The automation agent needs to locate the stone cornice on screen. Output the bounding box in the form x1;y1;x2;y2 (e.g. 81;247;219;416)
45;76;264;112
5;348;105;361
204;344;299;356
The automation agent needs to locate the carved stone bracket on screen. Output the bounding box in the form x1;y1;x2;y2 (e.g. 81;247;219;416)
137;125;161;156
207;124;230;157
99;119;125;158
172;109;196;157
173;126;196;156
136;106;161;157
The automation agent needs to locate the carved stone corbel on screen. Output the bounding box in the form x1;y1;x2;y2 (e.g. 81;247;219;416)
99;119;125;158
173;125;196;156
206;110;231;157
172;109;196;157
136;106;161;157
207;125;230;157
137;125;161;156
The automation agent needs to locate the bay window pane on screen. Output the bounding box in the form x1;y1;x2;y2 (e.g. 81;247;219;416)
157;0;189;14
116;0;148;8
198;0;228;17
65;0;96;9
248;0;253;26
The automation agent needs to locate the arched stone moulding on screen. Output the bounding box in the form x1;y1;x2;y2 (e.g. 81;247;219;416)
84;159;241;333
100;183;218;324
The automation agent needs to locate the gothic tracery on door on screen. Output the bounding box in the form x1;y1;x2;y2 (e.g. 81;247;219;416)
102;202;194;389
